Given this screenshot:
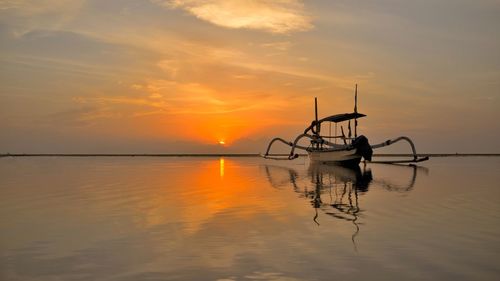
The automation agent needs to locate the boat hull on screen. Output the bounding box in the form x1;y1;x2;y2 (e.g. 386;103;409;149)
308;149;361;166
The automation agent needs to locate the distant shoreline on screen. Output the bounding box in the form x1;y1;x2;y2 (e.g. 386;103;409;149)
1;153;500;158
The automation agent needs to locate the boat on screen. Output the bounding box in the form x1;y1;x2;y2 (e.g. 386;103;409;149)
261;85;429;166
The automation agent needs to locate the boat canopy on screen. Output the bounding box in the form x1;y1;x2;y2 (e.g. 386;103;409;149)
319;112;366;123
304;112;366;135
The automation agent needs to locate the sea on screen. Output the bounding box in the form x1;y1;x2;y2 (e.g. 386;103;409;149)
1;156;499;281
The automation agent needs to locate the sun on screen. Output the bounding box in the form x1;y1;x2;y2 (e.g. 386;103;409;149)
218;140;225;145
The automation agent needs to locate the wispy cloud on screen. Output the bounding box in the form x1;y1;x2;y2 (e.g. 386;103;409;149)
154;0;313;34
0;0;84;31
73;78;306;118
260;41;292;51
0;0;23;10
1;0;85;15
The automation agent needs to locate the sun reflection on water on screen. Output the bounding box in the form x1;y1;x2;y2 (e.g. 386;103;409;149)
219;158;225;178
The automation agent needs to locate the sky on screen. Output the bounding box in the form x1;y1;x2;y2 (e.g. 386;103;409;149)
1;0;499;154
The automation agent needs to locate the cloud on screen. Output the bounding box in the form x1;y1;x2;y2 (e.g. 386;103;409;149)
0;0;84;31
0;0;85;14
260;41;292;51
155;0;313;34
73;77;307;120
0;0;23;10
45;105;120;127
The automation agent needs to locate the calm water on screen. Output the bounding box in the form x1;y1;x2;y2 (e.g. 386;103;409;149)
1;156;499;281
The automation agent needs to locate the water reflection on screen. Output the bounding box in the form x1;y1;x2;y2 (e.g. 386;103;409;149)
372;164;429;192
3;158;500;280
264;163;426;250
219;157;225;177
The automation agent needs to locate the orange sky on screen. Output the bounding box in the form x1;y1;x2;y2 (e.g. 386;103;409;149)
0;0;499;153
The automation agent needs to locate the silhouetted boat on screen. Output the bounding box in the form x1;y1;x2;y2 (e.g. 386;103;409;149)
262;85;429;166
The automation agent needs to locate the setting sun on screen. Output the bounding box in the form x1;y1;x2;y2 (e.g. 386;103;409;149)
219;140;226;145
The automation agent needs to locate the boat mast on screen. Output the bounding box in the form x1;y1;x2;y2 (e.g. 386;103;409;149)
315;97;319;148
314;97;319;133
354;84;358;138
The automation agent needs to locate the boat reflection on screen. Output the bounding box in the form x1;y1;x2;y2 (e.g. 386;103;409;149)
263;163;427;250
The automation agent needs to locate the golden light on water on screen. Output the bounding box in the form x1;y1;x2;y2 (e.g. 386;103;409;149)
219;158;225;178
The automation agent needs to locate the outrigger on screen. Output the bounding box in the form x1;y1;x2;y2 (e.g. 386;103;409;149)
261;85;429;166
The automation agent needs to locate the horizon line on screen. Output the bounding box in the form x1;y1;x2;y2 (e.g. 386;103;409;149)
1;153;500;158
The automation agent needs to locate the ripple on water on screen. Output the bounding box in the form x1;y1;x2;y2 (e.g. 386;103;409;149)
1;157;500;281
